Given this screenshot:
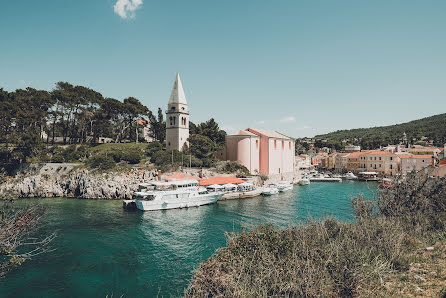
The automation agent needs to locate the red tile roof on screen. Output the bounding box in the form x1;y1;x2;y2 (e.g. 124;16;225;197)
440;159;446;166
362;151;394;155
347;152;362;158
200;176;246;186
163;172;200;181
246;128;292;140
411;155;435;159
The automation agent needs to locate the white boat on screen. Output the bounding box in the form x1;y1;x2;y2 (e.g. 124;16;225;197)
133;179;223;211
262;184;279;195
277;181;293;192
299;177;311;185
345;172;358;180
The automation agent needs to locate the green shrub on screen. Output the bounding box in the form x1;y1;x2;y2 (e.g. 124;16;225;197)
120;149;143;164
87;154;116;170
51;154;64;163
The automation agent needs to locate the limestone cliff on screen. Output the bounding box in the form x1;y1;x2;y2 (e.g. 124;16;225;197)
1;163;158;200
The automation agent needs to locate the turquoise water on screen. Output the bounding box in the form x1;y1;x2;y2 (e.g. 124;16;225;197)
0;181;377;297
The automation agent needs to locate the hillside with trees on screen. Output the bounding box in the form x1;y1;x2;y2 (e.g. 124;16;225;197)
314;113;446;149
0;83;231;176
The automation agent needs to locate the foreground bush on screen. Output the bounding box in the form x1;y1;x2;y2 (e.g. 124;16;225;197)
186;173;446;297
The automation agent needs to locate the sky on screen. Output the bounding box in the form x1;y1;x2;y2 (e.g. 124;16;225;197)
1;0;446;138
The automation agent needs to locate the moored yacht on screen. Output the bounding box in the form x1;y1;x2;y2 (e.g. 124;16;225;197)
277;181;293;192
345;172;358;180
262;184;279;195
299;176;311;185
133;179;223;211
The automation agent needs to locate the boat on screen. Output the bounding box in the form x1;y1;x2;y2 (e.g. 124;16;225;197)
357;171;379;181
345;172;358;180
262;184;279;195
332;174;342;179
379;178;393;189
133;179;223;211
277;181;293;192
299;177;311;185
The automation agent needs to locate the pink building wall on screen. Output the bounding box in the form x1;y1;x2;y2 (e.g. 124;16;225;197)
247;128;295;176
225;135;260;174
400;155;434;174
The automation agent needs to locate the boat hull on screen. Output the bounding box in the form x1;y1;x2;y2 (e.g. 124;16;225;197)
278;185;293;192
135;193;223;211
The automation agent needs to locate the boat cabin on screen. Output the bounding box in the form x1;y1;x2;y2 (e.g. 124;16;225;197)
357;172;379;181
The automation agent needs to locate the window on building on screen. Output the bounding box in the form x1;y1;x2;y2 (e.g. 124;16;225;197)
282;140;284;149
173;117;176;125
169;117;173;126
390;157;393;160
422;159;425;163
390;164;393;169
379;157;381;160
171;106;175;111
256;139;259;149
274;140;277;149
289;142;291;150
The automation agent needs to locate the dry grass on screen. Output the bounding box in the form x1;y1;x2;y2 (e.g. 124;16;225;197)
186;173;446;297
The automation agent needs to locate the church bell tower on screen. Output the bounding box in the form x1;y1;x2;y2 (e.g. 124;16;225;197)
166;73;189;151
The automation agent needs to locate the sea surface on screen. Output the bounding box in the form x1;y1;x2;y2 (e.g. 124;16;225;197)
0;181;377;297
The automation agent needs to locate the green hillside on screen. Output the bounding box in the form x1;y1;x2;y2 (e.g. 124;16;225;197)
314;113;446;149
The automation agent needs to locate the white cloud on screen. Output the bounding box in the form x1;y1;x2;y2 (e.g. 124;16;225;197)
296;125;312;131
279;116;296;123
114;0;143;19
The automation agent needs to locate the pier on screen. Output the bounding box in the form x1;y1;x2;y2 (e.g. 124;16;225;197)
310;177;342;183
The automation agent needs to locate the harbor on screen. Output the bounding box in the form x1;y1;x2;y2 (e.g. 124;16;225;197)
1;181;378;297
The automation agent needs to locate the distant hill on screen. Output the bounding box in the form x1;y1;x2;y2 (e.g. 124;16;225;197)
315;113;446;147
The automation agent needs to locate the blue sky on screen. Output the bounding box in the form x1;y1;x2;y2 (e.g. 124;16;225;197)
1;0;446;137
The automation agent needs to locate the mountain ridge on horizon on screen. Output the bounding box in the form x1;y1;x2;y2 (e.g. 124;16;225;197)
314;112;446;146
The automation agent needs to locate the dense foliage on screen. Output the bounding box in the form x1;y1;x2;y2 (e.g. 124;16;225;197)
186;173;446;297
1;83;231;175
315;113;446;149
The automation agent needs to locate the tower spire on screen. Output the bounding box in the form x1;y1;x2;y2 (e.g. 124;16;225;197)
168;73;187;104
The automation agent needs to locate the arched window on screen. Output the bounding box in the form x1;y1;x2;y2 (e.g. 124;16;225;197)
169;117;173;126
173;117;176;125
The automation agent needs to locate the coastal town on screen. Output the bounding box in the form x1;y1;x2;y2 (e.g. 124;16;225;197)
2;1;446;297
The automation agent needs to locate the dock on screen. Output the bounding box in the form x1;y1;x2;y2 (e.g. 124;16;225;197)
310;177;342;183
220;188;264;200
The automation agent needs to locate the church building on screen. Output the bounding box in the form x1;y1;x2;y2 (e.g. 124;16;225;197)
166;73;190;151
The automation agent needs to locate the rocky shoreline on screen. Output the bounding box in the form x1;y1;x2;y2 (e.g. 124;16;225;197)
1;163;159;200
1;163;261;200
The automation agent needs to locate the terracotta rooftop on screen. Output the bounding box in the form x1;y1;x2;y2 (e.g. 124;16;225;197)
347;152;362;157
162;172;200;181
411;155;435;159
361;151;394;155
200;176;246;186
397;154;413;159
228;130;258;137
246;128;292;140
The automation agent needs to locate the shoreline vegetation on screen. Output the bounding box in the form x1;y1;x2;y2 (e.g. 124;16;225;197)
186;172;446;297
